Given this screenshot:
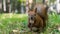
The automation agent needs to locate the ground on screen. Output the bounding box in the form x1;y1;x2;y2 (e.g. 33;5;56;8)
0;13;60;34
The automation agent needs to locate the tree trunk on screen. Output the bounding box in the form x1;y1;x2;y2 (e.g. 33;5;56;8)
11;0;17;13
2;0;4;13
17;1;21;14
26;0;29;14
3;0;6;13
6;0;9;13
11;0;15;13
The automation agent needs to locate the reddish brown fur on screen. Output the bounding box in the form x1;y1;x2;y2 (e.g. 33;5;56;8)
28;3;48;32
28;10;44;32
34;3;48;27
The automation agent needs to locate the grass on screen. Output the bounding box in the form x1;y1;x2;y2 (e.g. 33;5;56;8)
44;13;60;34
0;13;28;34
0;13;60;34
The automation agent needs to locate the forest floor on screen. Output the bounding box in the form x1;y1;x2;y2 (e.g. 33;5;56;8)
0;13;60;34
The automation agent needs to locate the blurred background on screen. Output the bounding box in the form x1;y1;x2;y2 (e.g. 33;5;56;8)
0;0;60;14
0;0;60;34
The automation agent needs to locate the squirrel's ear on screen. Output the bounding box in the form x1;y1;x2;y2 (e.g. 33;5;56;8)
45;5;49;12
34;8;37;13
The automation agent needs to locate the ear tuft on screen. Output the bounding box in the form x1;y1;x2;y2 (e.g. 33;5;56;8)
35;8;37;13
